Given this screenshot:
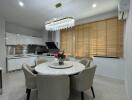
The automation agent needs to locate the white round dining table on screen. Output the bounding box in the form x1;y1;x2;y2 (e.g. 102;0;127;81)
35;61;85;75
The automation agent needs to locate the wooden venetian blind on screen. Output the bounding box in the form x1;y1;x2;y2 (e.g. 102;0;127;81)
83;24;90;57
89;22;97;56
75;25;84;57
106;18;118;57
60;28;75;56
60;17;124;58
96;21;107;56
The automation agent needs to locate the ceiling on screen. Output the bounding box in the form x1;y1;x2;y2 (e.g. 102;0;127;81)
0;0;119;30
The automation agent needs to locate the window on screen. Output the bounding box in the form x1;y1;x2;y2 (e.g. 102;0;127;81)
60;17;124;58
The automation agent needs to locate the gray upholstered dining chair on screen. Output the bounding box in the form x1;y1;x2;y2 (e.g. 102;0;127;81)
22;64;37;100
36;75;70;100
70;65;97;100
35;57;47;65
79;58;93;68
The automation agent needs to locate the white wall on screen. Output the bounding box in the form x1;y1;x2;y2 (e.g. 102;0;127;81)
46;31;60;48
93;57;125;80
0;17;6;72
76;10;118;25
55;31;60;48
5;22;42;37
42;30;48;45
124;0;132;99
56;10;125;80
47;31;55;42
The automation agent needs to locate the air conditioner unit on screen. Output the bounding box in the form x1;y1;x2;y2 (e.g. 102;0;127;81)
118;0;130;20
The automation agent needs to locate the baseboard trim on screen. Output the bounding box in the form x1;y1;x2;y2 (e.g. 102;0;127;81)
95;74;125;83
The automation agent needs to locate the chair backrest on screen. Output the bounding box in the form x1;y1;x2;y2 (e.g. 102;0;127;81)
37;75;70;100
35;57;47;65
72;65;96;91
22;64;36;89
79;58;92;68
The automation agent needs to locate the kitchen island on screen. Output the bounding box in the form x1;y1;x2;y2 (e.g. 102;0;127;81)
6;54;56;72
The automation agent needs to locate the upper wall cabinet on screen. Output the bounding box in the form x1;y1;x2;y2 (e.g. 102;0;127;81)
16;34;33;45
6;32;17;45
31;37;43;45
6;32;43;45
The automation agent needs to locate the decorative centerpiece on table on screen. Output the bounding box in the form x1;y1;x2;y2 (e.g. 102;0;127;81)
55;51;66;65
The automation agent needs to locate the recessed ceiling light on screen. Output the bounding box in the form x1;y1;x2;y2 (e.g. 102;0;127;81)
19;1;24;7
92;3;97;8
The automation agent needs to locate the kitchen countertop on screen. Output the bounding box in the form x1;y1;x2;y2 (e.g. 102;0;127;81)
6;54;78;61
7;54;39;59
6;53;56;59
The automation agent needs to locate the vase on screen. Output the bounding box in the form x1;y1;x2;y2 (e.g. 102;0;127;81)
58;58;64;65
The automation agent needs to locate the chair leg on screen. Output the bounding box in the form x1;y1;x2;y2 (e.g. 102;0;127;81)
26;88;28;93
81;92;84;100
26;89;31;100
91;86;95;98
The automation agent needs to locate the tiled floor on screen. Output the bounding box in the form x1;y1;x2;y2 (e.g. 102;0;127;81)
0;71;128;100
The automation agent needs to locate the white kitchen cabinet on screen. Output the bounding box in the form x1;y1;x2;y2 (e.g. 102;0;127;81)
7;57;37;71
8;58;21;71
6;32;17;45
26;57;36;66
35;37;43;45
26;36;33;44
6;32;43;45
16;34;29;45
36;38;43;45
31;37;43;45
31;37;37;44
16;34;23;45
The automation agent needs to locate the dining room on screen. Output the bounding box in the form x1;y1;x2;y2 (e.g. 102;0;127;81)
0;0;132;100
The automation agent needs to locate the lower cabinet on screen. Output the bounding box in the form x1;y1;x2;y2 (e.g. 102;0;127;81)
7;57;37;71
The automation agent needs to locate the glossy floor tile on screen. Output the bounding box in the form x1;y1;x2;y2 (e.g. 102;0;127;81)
0;71;127;100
